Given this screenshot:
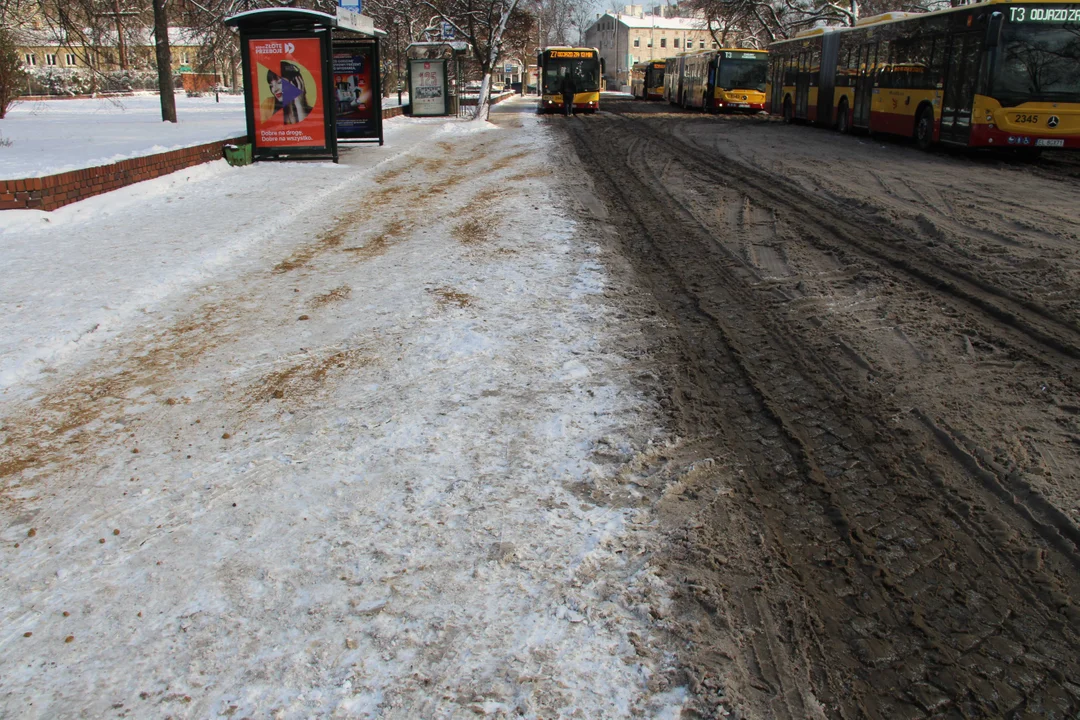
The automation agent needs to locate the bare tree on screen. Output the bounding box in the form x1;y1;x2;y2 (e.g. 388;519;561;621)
422;0;521;120
367;0;432;99
567;0;593;46
501;5;535;78
684;0;948;46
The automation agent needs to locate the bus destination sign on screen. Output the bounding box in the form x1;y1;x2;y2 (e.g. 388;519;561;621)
1009;5;1080;23
723;51;764;59
550;50;595;58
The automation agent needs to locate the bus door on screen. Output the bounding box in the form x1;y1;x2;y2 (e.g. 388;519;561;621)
853;42;877;127
707;60;717;104
940;32;981;144
770;54;785;112
796;51;810;119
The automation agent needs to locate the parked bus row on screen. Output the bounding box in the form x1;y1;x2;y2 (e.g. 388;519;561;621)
766;0;1079;151
623;0;1080;152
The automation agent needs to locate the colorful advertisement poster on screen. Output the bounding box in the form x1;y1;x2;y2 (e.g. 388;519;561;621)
248;37;326;149
333;45;376;138
410;59;446;116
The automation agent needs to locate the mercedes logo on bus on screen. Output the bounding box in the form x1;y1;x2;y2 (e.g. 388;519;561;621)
1048;115;1060;128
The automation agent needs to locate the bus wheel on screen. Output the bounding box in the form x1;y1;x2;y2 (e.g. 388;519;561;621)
914;106;935;151
836;99;850;133
782;97;794;124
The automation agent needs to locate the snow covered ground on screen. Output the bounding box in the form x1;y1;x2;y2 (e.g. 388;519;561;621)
0;93;247;179
0;97;688;717
0;92;412;180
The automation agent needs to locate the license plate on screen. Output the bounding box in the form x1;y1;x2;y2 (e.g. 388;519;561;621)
732;103;749;108
1036;138;1065;147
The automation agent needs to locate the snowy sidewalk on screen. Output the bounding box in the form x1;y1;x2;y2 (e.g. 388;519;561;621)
0;97;687;717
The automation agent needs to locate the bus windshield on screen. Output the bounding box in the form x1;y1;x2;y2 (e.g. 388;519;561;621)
544;59;600;92
994;17;1080;105
716;57;767;91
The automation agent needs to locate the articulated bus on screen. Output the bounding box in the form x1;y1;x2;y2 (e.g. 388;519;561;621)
766;0;1080;150
631;60;666;100
663;54;689;104
537;47;601;114
678;49;770;111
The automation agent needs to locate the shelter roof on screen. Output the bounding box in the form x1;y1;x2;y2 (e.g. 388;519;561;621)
225;8;337;27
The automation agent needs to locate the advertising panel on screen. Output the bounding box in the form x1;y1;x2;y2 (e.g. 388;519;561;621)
410;59;446;116
334;45;378;138
248;37;326;149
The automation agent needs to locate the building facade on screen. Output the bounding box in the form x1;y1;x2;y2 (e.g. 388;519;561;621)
584;5;717;88
19;28;206;74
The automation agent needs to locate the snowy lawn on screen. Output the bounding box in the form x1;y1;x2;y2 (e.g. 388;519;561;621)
0;93;246;179
0;97;687;717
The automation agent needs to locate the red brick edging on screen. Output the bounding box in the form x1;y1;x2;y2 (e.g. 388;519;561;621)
0;136;247;212
1;104;407;212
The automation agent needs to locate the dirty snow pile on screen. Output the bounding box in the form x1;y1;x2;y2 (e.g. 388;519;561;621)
0;97;688;717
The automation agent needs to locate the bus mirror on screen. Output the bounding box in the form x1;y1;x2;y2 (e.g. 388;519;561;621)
986;12;1003;48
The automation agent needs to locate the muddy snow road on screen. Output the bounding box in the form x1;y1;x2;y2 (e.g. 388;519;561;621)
552;97;1080;719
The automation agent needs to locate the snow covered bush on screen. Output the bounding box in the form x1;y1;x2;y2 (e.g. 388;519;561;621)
100;69;159;92
25;67;92;96
23;67;182;96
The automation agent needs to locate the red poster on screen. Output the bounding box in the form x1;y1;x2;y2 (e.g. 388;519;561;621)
248;37;325;148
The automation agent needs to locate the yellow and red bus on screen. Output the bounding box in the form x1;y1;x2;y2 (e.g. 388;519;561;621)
631;60;666;101
679;49;769;112
663;54;690;105
537;47;601;114
766;0;1080;151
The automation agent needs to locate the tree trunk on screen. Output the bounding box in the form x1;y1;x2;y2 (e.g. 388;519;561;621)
474;72;492;120
153;0;177;123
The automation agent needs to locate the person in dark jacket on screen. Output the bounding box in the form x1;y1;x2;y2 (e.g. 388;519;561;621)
560;72;576;117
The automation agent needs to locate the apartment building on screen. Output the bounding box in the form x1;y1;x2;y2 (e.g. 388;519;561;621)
584;5;715;88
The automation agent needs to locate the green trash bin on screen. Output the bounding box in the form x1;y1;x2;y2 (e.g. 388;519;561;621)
223;143;252;167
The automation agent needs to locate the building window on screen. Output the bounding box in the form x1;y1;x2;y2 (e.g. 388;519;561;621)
65;53;77;65
647;39;652;47
634;37;640;47
712;42;718;48
674;38;680;48
660;38;666;48
24;53;36;66
700;40;706;48
181;53;189;64
46;53;57;66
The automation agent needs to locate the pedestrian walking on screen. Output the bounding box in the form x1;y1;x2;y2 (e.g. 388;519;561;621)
560;73;576;117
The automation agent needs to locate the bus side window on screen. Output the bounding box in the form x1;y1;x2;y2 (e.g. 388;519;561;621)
837;47;851;88
914;36;933;90
874;40;887;87
928;36;943;89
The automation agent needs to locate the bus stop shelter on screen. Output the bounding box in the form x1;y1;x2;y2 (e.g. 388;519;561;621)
405;42;470;117
225;7;385;163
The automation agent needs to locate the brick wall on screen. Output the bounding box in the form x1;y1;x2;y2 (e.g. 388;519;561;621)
0;136;247;212
1;104;408;212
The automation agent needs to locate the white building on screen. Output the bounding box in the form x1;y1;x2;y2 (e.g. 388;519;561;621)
583;5;716;88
